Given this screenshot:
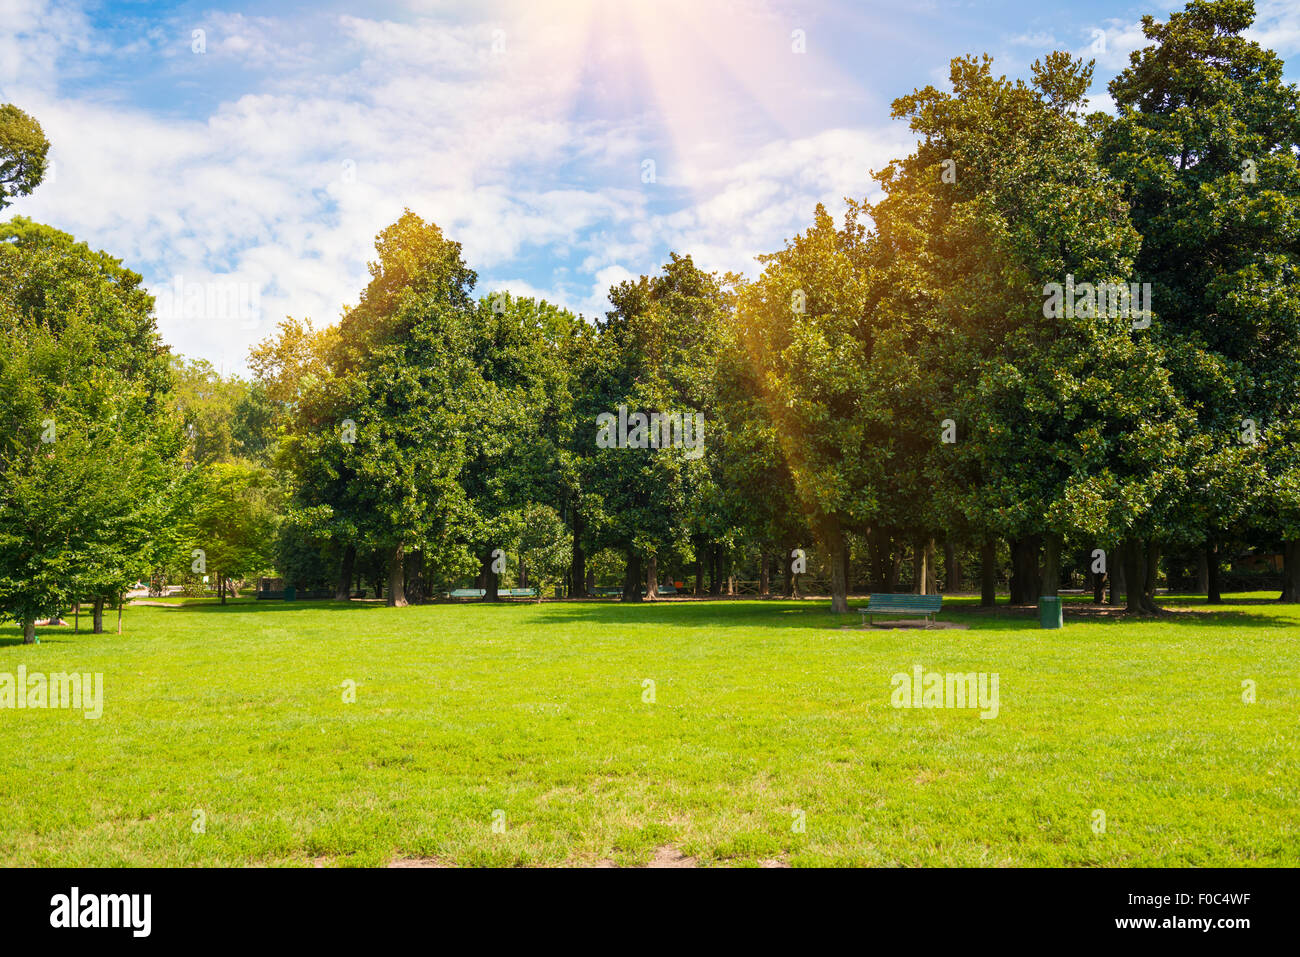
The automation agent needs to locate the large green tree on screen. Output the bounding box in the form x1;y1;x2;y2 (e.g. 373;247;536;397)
1098;0;1300;602
578;255;731;602
881;52;1192;612
0;217;181;639
278;212;484;606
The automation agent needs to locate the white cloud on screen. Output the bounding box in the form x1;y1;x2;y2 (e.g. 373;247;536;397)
1249;0;1300;56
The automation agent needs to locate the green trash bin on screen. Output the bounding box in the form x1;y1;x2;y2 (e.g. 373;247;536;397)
284;585;296;602
1039;596;1063;628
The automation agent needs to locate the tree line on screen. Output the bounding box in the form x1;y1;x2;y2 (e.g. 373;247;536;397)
1;1;1297;640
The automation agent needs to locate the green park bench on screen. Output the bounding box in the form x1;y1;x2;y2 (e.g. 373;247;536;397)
861;593;943;626
448;588;537;598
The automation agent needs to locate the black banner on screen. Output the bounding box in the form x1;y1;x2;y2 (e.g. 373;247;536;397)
1;866;1288;945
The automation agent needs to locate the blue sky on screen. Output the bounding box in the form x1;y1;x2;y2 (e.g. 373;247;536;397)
4;0;1299;372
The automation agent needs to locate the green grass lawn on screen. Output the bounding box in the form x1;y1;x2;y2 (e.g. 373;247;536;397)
2;594;1296;867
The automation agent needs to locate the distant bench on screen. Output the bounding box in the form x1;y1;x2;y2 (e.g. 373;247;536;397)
589;585;677;598
861;593;943;626
448;588;537;599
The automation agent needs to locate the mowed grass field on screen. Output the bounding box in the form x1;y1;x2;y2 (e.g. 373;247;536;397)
1;595;1296;867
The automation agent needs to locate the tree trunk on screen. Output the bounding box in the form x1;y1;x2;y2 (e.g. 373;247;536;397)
1281;541;1300;603
335;544;356;600
388;543;408;607
482;549;499;603
219;574;227;606
980;540;997;606
912;537;928;595
74;602;79;634
825;524;849;614
1142;540;1157;596
1142;540;1160;613
1124;538;1146;613
709;547;723;596
22;619;36;644
781;546;793;597
570;514;586;598
1196;548;1210;595
1027;535;1043;601
924;539;937;594
405;549;424;603
117;594;124;634
842;543;853;596
1206;539;1222;605
1008;539;1023;605
624;550;643;602
1107;542;1124;605
887;546;902;592
646;555;658;600
694;555;704;597
1041;533;1062;597
1010;537;1043;605
93;597;104;634
759;552;770;597
1092;568;1105;604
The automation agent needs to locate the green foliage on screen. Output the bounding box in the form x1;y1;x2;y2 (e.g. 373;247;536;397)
1098;0;1300;547
0;105;49;209
0;215;182;631
186;461;278;591
514;502;572;599
579;255;733;579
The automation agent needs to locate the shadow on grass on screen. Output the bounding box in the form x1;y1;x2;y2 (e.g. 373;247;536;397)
132;598;382;614
3;593;1293;644
523;594;1300;632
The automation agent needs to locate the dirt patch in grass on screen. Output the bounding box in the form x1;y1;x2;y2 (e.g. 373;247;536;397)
594;845;790;868
386;857;451;868
645;845;697;867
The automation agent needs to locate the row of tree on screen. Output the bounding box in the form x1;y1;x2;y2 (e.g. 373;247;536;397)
253;2;1299;615
1;1;1297;641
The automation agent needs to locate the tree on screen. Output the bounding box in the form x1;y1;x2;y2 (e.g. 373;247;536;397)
882;52;1191;613
277;212;484;607
0;105;49;209
733;205;900;614
578;255;731;602
1098;0;1300;602
456;292;585;601
0;213;180;640
514;503;572;602
188;462;277;603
